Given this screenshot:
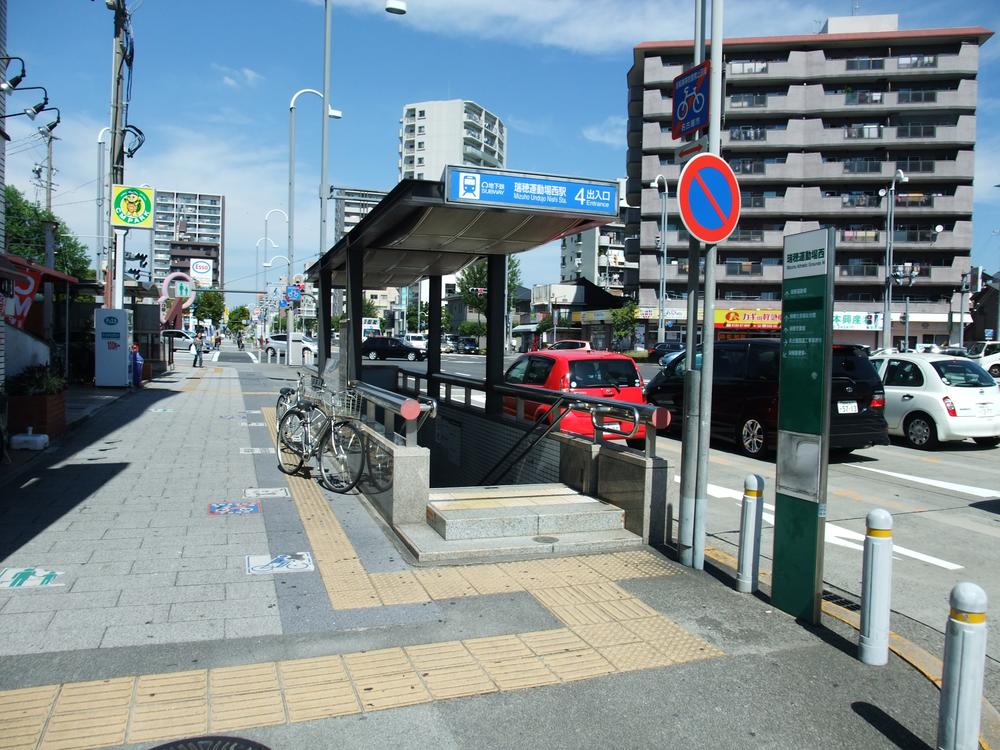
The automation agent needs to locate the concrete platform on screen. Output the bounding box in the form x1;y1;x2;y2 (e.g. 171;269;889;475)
396;522;644;563
427;500;625;540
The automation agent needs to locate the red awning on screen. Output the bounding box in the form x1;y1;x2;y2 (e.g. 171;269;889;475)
3;253;79;284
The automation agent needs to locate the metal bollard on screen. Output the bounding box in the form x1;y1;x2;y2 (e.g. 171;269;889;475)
736;474;764;593
938;582;988;750
859;508;893;665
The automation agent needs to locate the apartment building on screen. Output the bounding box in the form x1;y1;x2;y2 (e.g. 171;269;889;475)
626;14;991;348
560;178;635;296
152;190;225;288
398;99;506;181
332;187;388;242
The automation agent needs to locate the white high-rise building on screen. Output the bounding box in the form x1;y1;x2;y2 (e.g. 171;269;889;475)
151;190;225;288
398;99;507;181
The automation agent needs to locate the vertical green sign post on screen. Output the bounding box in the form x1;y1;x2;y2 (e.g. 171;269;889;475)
771;227;835;624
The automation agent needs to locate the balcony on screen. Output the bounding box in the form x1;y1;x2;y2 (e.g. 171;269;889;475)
729;60;770;75
642;56;684;86
726;261;763;276
840;229;881;244
728;229;765;243
729;125;768;142
729;93;768;109
837;264;880;279
843;124;882;140
844;91;885;105
845;57;885;71
894;124;936;139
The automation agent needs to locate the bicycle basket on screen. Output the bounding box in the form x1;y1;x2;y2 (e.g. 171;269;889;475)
329;388;362;419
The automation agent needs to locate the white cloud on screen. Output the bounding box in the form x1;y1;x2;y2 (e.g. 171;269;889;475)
582;116;626;148
323;0;832;54
506;115;553;137
211;63;263;89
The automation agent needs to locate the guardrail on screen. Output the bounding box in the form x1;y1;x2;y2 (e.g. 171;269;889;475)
352;380;436;447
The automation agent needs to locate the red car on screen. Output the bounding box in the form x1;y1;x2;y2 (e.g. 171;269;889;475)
503;350;649;444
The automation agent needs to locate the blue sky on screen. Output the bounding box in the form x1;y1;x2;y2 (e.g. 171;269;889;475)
6;0;1000;306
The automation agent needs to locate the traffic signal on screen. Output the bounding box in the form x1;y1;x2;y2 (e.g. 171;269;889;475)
125;252;148;268
385;310;396;326
900;313;908;324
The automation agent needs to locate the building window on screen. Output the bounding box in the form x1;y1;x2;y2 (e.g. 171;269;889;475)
416;173;424;179
417;126;425;134
417;141;424;150
416;157;424;166
417;109;426;118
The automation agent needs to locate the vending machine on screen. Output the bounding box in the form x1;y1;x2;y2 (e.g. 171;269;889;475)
94;308;134;387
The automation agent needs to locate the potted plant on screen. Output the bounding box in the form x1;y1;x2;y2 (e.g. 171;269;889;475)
4;364;67;437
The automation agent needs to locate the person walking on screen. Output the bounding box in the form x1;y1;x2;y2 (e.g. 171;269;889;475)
237;331;245;351
193;332;205;368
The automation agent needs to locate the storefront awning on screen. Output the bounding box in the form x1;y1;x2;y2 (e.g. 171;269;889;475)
4;253;79;284
512;324;539;334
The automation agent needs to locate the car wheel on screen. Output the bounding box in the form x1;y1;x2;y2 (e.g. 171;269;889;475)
973;436;1000;448
266;348;275;358
904;412;938;449
989;364;1000;378
407;352;417;361
367;351;378;360
626;438;646;450
738;417;767;457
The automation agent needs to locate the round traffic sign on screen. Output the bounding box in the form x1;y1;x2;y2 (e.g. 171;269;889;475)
676;153;741;245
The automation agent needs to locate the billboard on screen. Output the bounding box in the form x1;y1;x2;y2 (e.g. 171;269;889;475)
111;185;155;229
190;259;214;288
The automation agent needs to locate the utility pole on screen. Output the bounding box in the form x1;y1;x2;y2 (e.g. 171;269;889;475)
45;134;54;212
105;0;129;309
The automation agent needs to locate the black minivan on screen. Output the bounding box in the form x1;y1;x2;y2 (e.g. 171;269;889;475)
644;338;889;457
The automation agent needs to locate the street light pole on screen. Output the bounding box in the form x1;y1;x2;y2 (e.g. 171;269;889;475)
882;169;908;350
96;127;110;275
959;272;970;349
289;89;322;364
654;174;668;344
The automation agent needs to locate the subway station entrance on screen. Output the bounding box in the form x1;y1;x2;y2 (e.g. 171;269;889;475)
306;169;670;561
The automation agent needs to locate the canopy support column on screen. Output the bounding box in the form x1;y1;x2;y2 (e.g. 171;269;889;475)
485;254;506;416
427;275;442;402
345;244;363;384
317;266;332;372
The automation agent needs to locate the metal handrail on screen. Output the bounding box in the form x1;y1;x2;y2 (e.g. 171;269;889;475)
351;380;436;446
493;383;669;433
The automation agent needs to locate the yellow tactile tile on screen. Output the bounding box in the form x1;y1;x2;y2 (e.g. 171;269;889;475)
541;648;616;682
405;641;476;671
479;656;559;691
210;690;286;732
456;565;524;595
547;602;617;627
413;568;479;599
578;553;644;580
518;628;589;656
53;677;134;714
569;581;633;602
0;685;58;750
598;642;675;672
612;550;683;577
134;669;207;704
622;617;724;663
571;622;644;648
529;586;593;608
464;634;534;663
370;571;432;605
354;672;431;712
421;664;497;700
283;681;360;722
329;590;382;609
127;698;208;743
39;706;130;750
344;648;414;680
278;655;349;688
595;597;661;622
544;559;608;585
497;561;569;590
209;663;279;697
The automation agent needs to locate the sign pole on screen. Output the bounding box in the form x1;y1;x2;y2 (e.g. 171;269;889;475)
113;228;127;308
692;0;725;569
771;227;835;624
677;0;708;568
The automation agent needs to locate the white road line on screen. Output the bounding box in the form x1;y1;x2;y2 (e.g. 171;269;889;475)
846;464;999;498
247;351;259;363
211;350;221;362
673;475;964;570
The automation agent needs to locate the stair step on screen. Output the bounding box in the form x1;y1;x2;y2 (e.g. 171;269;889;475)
395;524;644;564
427;499;624;541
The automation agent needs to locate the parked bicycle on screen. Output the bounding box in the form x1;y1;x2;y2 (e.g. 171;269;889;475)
276;375;366;493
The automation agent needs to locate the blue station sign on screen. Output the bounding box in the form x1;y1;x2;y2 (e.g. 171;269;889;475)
445;166;619;217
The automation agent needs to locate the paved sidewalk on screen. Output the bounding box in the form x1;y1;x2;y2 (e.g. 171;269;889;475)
0;360;958;749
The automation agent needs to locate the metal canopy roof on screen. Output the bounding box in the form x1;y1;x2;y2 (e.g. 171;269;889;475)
306;178;614;289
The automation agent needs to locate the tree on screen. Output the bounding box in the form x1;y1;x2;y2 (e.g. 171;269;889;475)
5;185;94;279
459;320;486;337
192;290;225;326
362;297;378;319
227;305;250;333
610;300;639;350
457;256;522;318
407;301;429;332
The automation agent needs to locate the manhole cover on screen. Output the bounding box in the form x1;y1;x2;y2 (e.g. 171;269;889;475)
533;536;558;543
148;737;271;750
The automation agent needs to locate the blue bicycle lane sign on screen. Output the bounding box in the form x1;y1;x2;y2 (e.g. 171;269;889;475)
672;60;710;140
677;153;741;245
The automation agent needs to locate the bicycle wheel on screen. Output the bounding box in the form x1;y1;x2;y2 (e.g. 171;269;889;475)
276;390;294;419
277;408;306;475
319;420;366;493
362;433;394;494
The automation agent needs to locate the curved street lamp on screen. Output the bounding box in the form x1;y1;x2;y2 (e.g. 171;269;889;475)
880;168;908;349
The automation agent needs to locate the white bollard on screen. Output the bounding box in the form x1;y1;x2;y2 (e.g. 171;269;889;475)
736;474;764;594
938;582;988;750
859;508;893;665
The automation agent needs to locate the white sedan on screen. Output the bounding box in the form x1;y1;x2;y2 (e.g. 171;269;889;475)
869;353;1000;449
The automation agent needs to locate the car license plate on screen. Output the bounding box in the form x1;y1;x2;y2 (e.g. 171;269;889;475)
837;400;859;414
978;403;995;417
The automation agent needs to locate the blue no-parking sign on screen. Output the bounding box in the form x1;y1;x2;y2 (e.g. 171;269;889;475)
677;153;741;245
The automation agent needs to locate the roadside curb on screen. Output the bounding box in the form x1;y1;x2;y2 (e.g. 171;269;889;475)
700;545;998;750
